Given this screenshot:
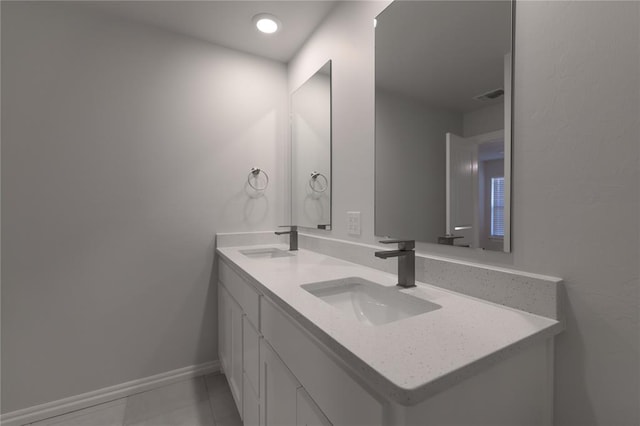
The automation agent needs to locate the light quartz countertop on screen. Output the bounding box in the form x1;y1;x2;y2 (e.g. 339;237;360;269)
216;244;563;406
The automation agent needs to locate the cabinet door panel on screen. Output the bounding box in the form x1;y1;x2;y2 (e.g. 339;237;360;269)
218;284;231;375
243;373;260;426
229;293;244;416
261;340;299;426
243;315;260;396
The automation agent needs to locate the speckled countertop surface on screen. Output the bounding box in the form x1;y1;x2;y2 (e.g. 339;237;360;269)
217;244;563;406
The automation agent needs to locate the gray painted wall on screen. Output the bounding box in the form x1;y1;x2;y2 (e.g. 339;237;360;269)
289;1;639;424
515;3;638;424
375;88;462;242
1;2;287;413
463;103;504;137
2;1;638;423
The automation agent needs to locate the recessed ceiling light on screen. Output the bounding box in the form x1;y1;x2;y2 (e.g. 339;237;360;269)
253;14;281;34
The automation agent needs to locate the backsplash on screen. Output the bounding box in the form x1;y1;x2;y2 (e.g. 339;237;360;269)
215;231;562;321
216;231;288;248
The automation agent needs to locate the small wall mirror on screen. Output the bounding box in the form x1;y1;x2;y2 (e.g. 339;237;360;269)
375;1;512;252
291;60;332;230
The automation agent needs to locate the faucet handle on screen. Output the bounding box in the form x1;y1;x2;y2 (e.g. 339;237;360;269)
379;239;415;250
278;225;298;231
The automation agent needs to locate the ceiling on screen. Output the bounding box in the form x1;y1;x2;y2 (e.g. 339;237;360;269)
376;1;511;113
83;1;338;63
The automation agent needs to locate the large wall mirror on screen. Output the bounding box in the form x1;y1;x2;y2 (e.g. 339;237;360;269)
292;60;332;230
375;1;512;252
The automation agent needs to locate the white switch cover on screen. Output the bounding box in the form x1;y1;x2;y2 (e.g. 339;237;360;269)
347;211;361;235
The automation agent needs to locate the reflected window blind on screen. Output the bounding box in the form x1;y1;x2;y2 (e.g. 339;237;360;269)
491;177;505;237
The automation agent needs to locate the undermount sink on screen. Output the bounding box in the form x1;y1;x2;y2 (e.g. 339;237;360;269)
240;247;294;259
302;277;441;326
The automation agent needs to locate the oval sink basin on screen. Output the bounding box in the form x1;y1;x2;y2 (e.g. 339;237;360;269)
240;247;294;259
302;277;441;326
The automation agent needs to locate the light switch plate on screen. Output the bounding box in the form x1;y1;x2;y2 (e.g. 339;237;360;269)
347;211;361;235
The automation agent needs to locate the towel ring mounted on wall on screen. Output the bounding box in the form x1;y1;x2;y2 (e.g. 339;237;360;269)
248;167;269;191
309;171;328;193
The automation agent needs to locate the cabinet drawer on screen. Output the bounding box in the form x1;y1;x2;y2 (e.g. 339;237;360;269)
243;315;261;396
220;260;261;328
261;298;385;426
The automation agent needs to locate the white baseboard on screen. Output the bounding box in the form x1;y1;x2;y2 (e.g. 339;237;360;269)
1;360;220;426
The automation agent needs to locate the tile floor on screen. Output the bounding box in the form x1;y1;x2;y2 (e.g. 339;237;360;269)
27;373;241;426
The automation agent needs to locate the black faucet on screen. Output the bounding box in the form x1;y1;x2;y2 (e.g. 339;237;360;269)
275;225;298;251
374;239;415;288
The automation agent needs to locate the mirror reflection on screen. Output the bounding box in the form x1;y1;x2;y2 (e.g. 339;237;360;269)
292;61;332;230
375;1;512;251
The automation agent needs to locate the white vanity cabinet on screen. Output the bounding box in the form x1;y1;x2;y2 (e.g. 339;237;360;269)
218;284;243;415
218;255;554;426
218;259;336;426
260;296;384;425
261;340;300;426
242;314;261;426
218;260;262;423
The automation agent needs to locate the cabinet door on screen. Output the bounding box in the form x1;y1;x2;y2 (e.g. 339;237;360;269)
243;373;260;426
220;283;244;416
261;340;300;426
218;284;231;376
297;388;332;426
229;296;244;417
243;315;260;396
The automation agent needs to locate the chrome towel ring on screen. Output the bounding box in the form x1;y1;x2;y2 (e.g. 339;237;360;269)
248;167;269;191
309;171;328;193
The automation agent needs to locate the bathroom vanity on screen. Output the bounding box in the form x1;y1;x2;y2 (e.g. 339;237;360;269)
216;235;563;426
